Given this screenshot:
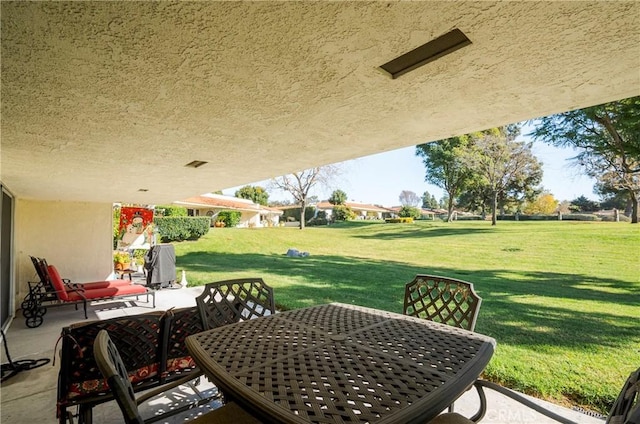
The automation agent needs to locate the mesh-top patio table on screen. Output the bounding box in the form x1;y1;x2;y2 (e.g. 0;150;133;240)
186;302;496;424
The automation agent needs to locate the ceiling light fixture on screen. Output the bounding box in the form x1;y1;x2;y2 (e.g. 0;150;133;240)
379;28;471;79
185;160;208;168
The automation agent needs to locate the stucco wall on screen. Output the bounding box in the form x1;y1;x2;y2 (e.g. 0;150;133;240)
14;199;114;308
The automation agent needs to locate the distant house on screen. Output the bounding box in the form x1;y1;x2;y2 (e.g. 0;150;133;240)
315;201;391;220
387;206;437;220
174;193;283;228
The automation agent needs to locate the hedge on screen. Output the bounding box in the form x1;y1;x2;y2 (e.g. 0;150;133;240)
154;216;210;242
385;217;414;223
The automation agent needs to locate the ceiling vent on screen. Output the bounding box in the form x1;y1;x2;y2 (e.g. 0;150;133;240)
185;160;208;168
380;28;471;79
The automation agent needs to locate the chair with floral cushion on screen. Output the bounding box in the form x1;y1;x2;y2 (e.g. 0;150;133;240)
56;308;215;424
93;329;261;424
56;312;165;424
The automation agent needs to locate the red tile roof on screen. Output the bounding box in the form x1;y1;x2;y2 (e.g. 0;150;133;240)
315;201;390;213
175;194;283;215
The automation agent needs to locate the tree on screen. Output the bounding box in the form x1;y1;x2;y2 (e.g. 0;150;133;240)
462;128;543;225
596;183;630;212
235;185;269;206
570;195;600;212
438;196;448;210
270;165;340;229
421;191;439;209
399;190;421;207
523;193;558;214
457;184;492;218
530;96;640;223
328;189;347;205
416;136;475;222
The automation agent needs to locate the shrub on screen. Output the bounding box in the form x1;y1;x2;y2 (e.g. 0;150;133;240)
282;207;315;223
333;205;356;221
155;216;210;242
398;206;421;219
307;211;329;226
217;210;242;228
307;217;329;226
385;217;414;223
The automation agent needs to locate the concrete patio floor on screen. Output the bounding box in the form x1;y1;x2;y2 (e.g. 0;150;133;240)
1;277;605;424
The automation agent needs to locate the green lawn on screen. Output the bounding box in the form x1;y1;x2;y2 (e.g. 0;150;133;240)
172;220;639;413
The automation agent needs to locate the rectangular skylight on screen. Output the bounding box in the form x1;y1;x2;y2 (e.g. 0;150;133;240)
185;160;208;168
380;28;471;79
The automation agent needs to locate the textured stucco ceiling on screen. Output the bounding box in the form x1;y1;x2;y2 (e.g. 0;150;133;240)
2;1;639;204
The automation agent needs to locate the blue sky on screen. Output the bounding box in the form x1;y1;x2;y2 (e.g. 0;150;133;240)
223;137;598;206
225;136;598;207
335;141;596;206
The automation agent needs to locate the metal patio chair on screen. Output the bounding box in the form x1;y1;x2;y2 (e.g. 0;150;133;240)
195;278;275;330
469;366;639;423
403;274;482;331
403;274;483;419
93;330;261;424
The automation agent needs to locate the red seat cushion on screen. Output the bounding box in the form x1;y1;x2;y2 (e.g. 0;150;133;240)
47;265;148;301
79;284;148;299
47;265;71;301
76;280;132;290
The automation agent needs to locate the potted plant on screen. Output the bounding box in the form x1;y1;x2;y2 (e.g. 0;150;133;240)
113;251;131;270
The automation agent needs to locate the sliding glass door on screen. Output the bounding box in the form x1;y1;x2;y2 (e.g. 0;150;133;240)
1;185;14;331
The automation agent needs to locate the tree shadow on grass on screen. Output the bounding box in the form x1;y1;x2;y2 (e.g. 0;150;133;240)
351;225;496;240
178;251;639;351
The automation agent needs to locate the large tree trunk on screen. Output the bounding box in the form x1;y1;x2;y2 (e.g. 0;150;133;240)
630;191;638;224
446;194;455;222
298;201;307;229
491;191;498;226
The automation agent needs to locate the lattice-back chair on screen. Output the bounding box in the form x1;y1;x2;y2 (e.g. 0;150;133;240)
466;365;640;423
403;274;482;331
195;278;275;330
606;366;639;424
57;312;165;424
93;330;261;424
161;306;205;382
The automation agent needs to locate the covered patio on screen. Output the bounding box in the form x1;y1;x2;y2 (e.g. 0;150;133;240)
1;1;638;423
1;286;606;424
